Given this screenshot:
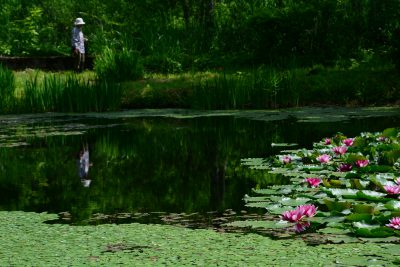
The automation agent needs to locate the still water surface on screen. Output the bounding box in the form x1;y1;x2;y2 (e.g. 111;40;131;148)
0;108;399;224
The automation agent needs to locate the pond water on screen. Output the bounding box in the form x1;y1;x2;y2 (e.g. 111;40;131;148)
0;107;399;226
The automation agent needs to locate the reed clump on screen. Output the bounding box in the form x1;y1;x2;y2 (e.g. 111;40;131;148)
94;47;143;82
191;67;302;109
20;73;122;113
0;64;16;113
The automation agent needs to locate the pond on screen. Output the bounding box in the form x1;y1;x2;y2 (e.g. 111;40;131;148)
0;107;399;227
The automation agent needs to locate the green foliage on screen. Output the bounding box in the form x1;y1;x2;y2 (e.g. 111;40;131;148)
1;211;399;266
20;72;122;113
143;55;183;74
0;64;15;113
191;67;302;109
0;0;399;69
94;47;143;82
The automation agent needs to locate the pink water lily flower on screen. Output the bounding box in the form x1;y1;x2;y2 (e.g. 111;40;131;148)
294;221;311;233
296;204;317;218
343;138;354;146
333;146;347;155
384;185;400;195
282;155;292;164
281;204;317;223
337;163;352;172
281;209;304;222
316;154;331;163
355;159;369;168
324;138;332;145
304;178;322;188
386;217;400;230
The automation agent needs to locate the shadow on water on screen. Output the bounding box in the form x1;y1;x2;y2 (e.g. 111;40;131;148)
0;109;399;227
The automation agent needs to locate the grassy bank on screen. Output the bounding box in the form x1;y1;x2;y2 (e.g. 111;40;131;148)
1;211;399;266
3;66;400;114
121;66;400;109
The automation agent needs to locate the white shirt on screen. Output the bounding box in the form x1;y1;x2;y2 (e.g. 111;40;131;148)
71;27;85;54
78;150;89;178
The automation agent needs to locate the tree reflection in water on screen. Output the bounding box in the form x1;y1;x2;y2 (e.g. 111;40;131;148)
0;114;399;225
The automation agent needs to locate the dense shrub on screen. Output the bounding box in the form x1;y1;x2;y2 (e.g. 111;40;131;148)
94;48;143;82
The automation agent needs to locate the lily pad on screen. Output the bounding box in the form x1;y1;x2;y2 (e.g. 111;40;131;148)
317;227;351;235
384;200;400;211
325;188;359;199
225;220;289;229
356;190;390;202
271;143;298;147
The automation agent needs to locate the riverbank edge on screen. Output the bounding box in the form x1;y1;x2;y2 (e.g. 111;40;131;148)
120;68;400;110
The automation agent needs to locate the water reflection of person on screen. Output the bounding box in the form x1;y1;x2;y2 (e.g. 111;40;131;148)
77;143;91;187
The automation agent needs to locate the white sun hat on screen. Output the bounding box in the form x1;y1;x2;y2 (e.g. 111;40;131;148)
74;18;85;26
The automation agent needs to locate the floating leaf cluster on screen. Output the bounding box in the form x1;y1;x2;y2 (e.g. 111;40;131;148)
240;128;400;239
2;211;400;266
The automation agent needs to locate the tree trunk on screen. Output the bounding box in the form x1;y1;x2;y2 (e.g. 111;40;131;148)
181;0;190;30
202;0;215;51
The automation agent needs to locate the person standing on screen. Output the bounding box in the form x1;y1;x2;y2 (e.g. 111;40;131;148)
71;18;87;72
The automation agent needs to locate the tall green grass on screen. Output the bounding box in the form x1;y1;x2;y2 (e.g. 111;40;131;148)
0;64;16;113
191;65;400;109
94;47;143;82
0;67;123;114
20;73;122;113
191;67;302;109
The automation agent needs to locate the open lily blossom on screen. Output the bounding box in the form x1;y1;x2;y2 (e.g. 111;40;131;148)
282;155;292;164
324;138;332;145
333;146;347;155
337;163;352;172
386;217;400;230
316;154;331;163
383;185;400;195
296;204;317;217
355;159;369;168
343;138;354;146
281;209;304;222
294;221;311;233
281;204;317;223
304;177;322;188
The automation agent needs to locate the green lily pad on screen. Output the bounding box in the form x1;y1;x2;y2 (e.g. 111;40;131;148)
252;188;288;195
268;197;310;206
354;227;394;238
325;188;359;199
385;200;400;211
311;216;346;224
264;204;291;215
225;220;289;229
353;222;394;237
271;143;298;147
323;199;352;212
244;196;271;203
317;227;351;235
326;234;360;244
350;179;369;190
345;213;373;222
356;190;390;202
245;202;272;208
353;204;376;214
